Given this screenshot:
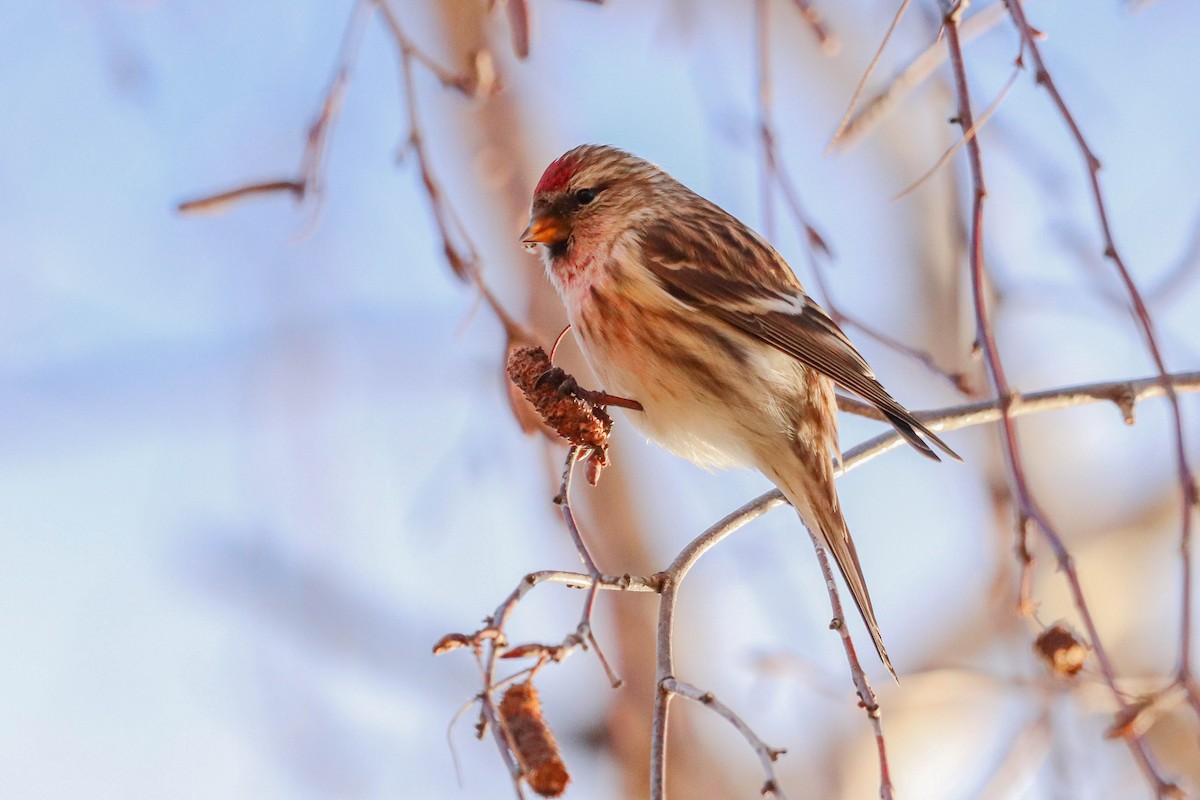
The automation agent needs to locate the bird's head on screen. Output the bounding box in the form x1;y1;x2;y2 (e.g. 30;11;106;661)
522;145;662;261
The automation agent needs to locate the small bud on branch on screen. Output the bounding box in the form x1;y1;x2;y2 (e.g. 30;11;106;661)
1034;623;1088;677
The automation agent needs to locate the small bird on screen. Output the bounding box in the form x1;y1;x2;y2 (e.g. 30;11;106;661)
521;144;959;676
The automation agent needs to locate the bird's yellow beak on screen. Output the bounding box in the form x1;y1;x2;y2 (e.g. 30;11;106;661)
521;213;569;246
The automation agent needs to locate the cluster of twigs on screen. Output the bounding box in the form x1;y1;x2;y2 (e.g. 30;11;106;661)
180;1;1199;797
442;366;1199;799
928;1;1197;796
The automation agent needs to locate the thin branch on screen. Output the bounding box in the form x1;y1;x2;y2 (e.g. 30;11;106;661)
554;447;621;687
808;531;894;799
1004;0;1200;737
827;0;911;153
835;0;1010;151
840;370;1200;435
177;0;374;219
788;0;840;54
892;59;1019;201
662;678;790;799
376;2;535;347
499;0;532;60
177;180;305;215
940;3;1181;795
755;0;970;394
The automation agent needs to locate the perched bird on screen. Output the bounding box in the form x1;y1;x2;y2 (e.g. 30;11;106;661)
521;144;959;676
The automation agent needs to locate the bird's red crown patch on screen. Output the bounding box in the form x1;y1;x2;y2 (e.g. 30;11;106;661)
534;154;578;196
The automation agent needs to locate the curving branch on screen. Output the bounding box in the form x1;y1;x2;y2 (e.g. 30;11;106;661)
807;529;894;798
940;3;1183;795
376;2;533;347
756;0;972;396
662;678;790;799
178;0;375;220
1003;0;1200;738
442;368;1199;799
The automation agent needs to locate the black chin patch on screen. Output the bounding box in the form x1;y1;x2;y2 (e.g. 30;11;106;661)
546;238;570;260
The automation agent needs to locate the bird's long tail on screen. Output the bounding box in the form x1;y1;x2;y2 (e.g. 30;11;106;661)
764;453;896;681
806;502;895;681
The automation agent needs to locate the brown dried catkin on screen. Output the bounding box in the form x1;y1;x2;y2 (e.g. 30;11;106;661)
498;681;570;798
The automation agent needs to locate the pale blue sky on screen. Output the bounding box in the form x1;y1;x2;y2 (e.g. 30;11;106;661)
2;2;1198;798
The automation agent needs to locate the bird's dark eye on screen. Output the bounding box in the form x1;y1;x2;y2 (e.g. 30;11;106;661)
574;188;597;205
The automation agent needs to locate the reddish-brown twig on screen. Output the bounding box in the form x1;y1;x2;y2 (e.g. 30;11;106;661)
177;180;306;216
377;3;533;347
788;0;839;54
755;0;972;395
496;0;532;60
833;0;1011;152
1002;0;1200;730
826;0;912;154
892;59;1020;201
940;4;1180;795
808;531;894;799
177;0;374;218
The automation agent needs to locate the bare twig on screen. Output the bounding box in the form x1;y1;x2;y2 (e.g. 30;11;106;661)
892;59;1019;201
755;0;970;394
178;0;374;219
1003;0;1200;740
661;678;790;799
554;447;621;687
177;180;305;215
498;0;532;60
835;0;1010;151
650;489;792;800
788;0;839;54
376;2;534;347
940;3;1181;794
808;531;894;799
827;0;911;153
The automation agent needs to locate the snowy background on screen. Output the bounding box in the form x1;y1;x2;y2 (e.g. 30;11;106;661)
2;1;1199;798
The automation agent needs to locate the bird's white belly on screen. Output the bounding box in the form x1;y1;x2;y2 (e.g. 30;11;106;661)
577;320;787;470
609;365;755;468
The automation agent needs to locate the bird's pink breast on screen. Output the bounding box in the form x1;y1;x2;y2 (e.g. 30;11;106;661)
549;251;599;301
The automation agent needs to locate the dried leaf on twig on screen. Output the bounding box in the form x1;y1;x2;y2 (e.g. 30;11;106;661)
432;633;474;656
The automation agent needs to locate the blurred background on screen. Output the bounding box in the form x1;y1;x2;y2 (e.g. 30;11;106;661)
2;1;1199;798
